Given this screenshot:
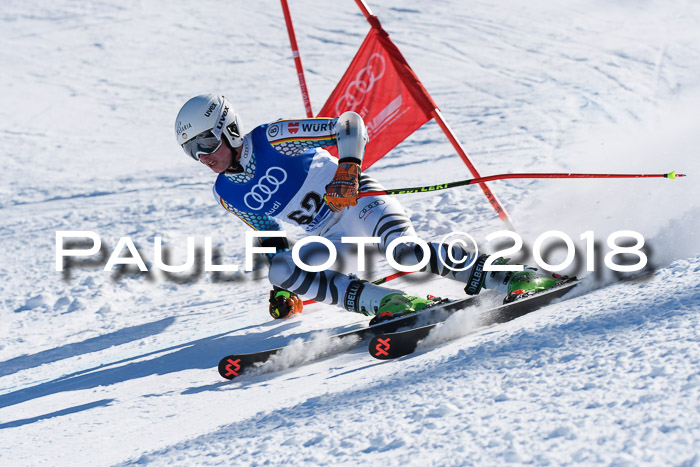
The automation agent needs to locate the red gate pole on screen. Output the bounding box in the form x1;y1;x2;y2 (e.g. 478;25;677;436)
353;0;515;229
280;0;314;117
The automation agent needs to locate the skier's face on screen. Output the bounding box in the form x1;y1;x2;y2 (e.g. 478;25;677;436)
199;141;233;173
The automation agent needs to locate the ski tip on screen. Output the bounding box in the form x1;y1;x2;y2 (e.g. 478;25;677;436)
370;336;394;359
218;356;243;380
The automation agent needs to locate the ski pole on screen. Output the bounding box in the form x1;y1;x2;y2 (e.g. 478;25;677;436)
358;171;685;198
302;270;412;306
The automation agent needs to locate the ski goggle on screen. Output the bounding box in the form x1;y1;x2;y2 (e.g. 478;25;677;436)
181;130;223;161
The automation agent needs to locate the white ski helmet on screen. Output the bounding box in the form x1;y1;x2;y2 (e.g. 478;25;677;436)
174;94;243;161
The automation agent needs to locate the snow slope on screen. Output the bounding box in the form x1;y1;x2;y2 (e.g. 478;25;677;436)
1;0;699;465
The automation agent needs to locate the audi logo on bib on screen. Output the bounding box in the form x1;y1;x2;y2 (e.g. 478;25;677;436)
244;167;288;211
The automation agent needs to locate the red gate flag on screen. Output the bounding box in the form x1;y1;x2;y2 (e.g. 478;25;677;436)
313;7;514;227
317;17;436;170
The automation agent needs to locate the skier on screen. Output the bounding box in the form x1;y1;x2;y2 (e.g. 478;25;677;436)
174;94;565;320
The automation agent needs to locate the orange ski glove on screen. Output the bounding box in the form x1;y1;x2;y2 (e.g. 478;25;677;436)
324;161;360;213
269;287;303;319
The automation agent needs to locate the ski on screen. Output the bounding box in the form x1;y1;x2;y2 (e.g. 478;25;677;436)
368;279;581;360
218;294;485;380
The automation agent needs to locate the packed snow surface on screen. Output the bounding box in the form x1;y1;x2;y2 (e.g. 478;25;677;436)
1;0;699;465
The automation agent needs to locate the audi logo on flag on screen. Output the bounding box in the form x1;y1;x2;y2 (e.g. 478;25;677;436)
244;167;288;211
317;31;434;169
335;53;386;115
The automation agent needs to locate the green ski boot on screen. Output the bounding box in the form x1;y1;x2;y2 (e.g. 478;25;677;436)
479;257;572;303
502;270;565;303
369;293;443;325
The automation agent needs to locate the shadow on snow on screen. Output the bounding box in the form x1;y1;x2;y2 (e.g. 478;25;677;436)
0;318;177;379
0;399;114;430
0;314;365;412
